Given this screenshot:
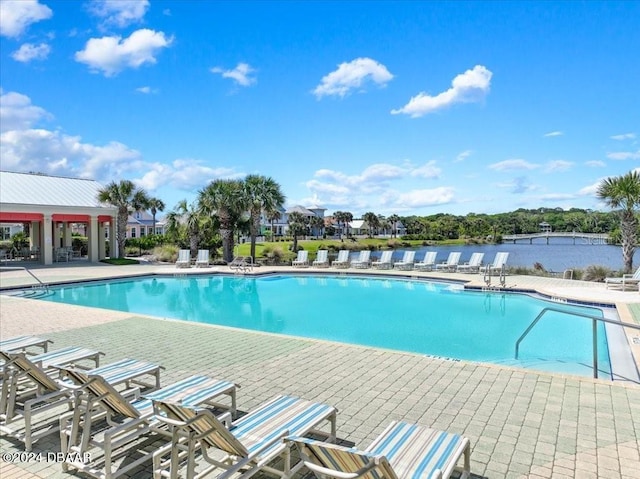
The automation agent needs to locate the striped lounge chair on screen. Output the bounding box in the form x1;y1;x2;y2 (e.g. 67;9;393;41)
0;335;53;355
287;420;471;479
176;249;191;268
312;250;330;267
332;250;350;268
435;252;462;272
415;251;438;271
351;250;371;269
195;249;210;267
0;352;160;451
293;250;309;267
152;394;337;479
456;252;485;273
394;251;416;270
59;373;238;479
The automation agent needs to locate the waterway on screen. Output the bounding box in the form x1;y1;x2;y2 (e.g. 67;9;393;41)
365;238;634;272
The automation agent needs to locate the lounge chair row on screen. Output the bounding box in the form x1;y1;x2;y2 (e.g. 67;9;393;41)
176;249;211;268
605;266;640;291
1;335;472;479
294;249;509;274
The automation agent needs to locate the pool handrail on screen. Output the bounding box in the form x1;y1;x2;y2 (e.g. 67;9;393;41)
0;266;49;291
514;306;640;379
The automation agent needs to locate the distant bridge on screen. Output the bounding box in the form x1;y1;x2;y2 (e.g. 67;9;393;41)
502;232;610;244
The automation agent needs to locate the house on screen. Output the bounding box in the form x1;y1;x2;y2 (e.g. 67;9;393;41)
260;205;326;238
539;222;552;233
0;171;117;264
127;210;166;238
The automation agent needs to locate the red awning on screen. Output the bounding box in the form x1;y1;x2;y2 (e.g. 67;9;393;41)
52;214;90;222
98;215;113;222
0;212;44;222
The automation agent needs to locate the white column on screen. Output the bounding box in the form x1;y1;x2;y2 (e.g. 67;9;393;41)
43;215;53;265
88;216;99;262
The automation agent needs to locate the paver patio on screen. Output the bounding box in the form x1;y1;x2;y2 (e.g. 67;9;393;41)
1;264;639;478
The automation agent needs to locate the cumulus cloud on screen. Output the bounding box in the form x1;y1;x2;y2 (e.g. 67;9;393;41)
488;159;540;171
543;131;563;137
313;57;393;98
606;150;640;160
410;160;441;179
391;65;492;117
210;63;257;86
0;0;52;38
454;150;473;162
11;42;50;62
136;159;243;191
75;29;173;76
87;0;149;29
610;133;636;140
544;160;573;173
0;90;52;131
585;160;606;167
394;187;455;207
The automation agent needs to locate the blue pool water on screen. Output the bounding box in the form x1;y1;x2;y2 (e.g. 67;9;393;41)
37;274;611;378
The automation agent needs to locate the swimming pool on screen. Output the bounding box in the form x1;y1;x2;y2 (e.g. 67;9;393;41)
35;274;612;378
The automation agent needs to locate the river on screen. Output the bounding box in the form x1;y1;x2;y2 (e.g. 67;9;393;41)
368;238;635;272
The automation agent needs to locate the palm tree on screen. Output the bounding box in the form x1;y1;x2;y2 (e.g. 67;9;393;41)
388;214;400;238
148;197;166;235
199;179;247;263
334;211;353;239
309;216;324;239
165;200;203;258
288;211;307;252
97;180;150;258
266;209;282;240
597;170;640;273
244;175;285;262
362;212;380;238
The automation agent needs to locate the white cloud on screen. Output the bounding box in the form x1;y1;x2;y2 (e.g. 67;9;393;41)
410;160;441;179
313;57;393;98
454;150;473;162
578;181;602;196
87;0;149;29
488;159;540;171
11;42;50;62
610;133;636;140
210;63;257;87
0;90;51;131
543;131;563;137
135;86;158;94
0;0;52;38
394;187;455;207
391;65;492;117
495;176;538;194
585;160;606;167
544;160;573;173
606;150;640;160
136;160;243;191
75;29;173;76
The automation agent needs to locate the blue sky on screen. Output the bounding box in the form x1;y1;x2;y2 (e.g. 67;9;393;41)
1;1;638;217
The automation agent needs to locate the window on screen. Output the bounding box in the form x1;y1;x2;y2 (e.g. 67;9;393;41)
131;228;136;238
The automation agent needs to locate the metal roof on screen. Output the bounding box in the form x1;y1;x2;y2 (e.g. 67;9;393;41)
0;171;109;208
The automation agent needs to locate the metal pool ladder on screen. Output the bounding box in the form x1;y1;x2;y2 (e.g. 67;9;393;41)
0;266;50;295
515;306;640;379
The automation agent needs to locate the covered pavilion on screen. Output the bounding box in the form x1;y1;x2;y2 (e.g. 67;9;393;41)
0;171;117;265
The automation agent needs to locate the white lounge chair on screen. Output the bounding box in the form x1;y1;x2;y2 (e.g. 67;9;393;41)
59;373;238;479
0;352;160;451
435;252;461;271
176;249;191;268
152;394;337;479
312;250;329;267
286;420;470;479
605;267;640;290
332;250;350;268
195;249;210;268
372;250;393;269
292;250;309;267
486;252;509;274
456;252;485;273
394;251;416;270
351;250;371;269
415;251;438;271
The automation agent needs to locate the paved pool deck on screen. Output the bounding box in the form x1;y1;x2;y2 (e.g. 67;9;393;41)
1;262;639;479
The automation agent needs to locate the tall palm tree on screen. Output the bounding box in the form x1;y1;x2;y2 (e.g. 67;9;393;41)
244;175;285;262
288;211;307;252
334;211;353;239
165;200;203;258
148;197;166;235
597;170;640;273
97;180;150;258
309;216;324;239
362;212;380;238
388;214;400;238
199;179;247;263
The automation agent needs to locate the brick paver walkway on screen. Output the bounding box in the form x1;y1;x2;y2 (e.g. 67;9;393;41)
1;265;639;478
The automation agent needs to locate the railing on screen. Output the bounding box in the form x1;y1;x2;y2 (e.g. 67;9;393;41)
0;266;49;291
229;256;253;273
515;306;640;379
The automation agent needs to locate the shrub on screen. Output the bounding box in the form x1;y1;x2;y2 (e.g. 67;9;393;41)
582;265;615;282
152;244;180;263
262;245;285;264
